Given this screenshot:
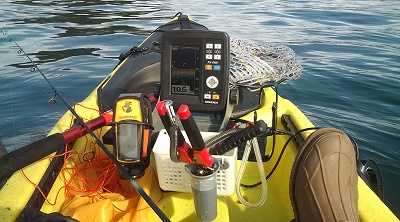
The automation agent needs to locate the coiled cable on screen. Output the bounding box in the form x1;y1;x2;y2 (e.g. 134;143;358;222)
235;137;267;208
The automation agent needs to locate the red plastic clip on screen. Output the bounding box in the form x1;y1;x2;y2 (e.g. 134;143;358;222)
193;148;213;167
177;142;193;164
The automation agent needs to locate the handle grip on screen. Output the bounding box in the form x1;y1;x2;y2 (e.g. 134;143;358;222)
177;105;212;167
209;120;267;155
177;105;205;151
0;112;113;181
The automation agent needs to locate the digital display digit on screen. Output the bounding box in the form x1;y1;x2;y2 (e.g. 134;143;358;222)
171;45;200;95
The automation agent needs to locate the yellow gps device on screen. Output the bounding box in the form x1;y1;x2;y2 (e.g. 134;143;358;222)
113;93;153;164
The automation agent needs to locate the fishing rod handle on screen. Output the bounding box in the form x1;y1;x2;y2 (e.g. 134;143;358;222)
177;105;212;167
0;134;65;181
209;120;267;155
0;112;113;181
177;105;205;151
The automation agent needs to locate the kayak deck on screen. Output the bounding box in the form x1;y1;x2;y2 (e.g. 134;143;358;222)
40;88;311;221
1;88;398;221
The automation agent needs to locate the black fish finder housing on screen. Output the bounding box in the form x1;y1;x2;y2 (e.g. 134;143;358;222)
161;30;230;112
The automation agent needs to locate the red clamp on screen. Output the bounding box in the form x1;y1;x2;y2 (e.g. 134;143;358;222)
156;101;194;164
177;142;193;164
177;105;213;167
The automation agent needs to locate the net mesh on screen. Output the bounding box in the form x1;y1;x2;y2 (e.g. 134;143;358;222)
230;38;303;91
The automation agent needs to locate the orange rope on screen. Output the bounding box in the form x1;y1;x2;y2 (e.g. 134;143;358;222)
21;104;117;203
20;145;75;205
21;168;64;206
21;103;163;217
59;148;120;198
73;103;102;115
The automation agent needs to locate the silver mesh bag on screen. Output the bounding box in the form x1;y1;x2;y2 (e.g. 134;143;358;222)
230;38;303;91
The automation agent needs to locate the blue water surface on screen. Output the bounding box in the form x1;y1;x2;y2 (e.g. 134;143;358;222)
0;0;399;218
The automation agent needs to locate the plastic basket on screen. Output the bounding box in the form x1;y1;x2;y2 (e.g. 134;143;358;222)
153;129;237;196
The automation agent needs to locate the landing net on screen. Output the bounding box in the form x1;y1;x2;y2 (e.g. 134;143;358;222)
230;38;303;91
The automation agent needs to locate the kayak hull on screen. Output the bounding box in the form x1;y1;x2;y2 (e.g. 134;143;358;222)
0;16;398;222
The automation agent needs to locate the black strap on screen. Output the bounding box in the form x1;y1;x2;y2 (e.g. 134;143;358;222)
119;46;148;61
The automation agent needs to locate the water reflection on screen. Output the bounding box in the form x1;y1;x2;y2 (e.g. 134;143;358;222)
7;0;171;38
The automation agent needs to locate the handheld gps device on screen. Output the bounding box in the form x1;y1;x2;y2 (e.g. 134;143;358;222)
113;93;152;164
161;30;230;112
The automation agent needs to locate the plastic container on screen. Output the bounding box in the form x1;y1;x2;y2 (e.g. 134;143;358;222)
153;129;237;196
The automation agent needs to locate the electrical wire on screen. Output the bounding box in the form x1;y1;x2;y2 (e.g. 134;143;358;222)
241;127;320;188
236;137;267;208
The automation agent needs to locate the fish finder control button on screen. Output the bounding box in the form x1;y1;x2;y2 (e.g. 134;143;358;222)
204;94;211;99
206;76;219;89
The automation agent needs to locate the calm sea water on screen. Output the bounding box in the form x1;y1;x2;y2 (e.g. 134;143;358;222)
1;0;399;218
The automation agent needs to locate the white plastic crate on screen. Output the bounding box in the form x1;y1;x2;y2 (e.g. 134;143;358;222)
153;129;237;196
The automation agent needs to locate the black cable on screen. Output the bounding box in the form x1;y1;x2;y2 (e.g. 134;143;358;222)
241;127;320;188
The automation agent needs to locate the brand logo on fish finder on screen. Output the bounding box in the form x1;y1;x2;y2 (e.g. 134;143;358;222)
205;100;219;105
122;101;133;113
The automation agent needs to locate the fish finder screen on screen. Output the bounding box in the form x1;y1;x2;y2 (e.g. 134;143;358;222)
171;45;200;95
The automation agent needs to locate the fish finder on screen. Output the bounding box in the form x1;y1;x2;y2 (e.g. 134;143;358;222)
161;30;230;112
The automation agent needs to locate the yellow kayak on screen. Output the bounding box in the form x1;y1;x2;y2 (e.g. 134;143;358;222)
0;13;397;222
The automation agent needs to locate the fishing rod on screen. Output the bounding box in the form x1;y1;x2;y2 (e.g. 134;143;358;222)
0;111;113;182
1;30;170;222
